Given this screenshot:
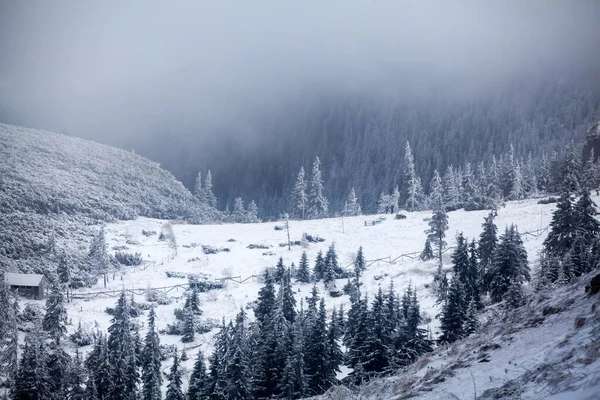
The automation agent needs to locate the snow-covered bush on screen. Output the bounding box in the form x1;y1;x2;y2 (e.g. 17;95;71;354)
114;251;143;266
69;321;96;346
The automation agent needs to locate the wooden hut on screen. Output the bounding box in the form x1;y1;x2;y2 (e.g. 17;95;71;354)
4;273;46;299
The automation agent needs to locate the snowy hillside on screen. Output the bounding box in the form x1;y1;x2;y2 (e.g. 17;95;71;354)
35;195;599;397
0;123;221;274
311;271;600;400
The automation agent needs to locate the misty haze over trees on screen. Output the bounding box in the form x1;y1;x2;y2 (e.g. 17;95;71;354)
1;1;600;218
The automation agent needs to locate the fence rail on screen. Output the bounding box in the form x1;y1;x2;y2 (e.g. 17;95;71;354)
75;227;549;300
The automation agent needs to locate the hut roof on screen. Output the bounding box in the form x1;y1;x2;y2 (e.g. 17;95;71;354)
4;273;45;287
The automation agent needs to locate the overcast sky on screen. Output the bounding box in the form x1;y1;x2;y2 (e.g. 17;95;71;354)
1;0;599;142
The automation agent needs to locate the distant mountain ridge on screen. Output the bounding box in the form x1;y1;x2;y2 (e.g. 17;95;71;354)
0;123;220;275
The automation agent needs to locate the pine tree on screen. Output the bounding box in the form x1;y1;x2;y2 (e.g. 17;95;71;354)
305;299;336;395
535;252;561;288
231;197;245;223
0;276;18;386
291;166;307;219
439;276;467;344
255;270;276;328
86;374;99;400
509;162;525;200
343;187;361;216
544;190;577;259
478;210;498;295
524;152;537;196
43;280;68;345
574;186;600;245
420;238;435;261
444;165;460;209
181;306;195;343
427;209;449;269
202;170;218;208
86;333;112;400
272;256;285;284
462;162;477;204
279;320;307;400
560;143;582;193
538;152;551;192
295;251;311;283
404;141;424;211
205;321;229;400
307;157;329;219
187;350;208;400
246;200;259;223
475;161;488;200
582;149;598;190
501;144;517;197
428;169;444;211
193;171;202;199
13;329;53;400
46;345;73;397
323;244;338;290
467;240;482;309
313;251;325;282
165;353;184;400
504;280;525;309
326;308;343;379
568;235;590;278
353;246;366;275
68;348;87;400
489;225;530;304
463;300;479;335
184;286;201;315
89;226;110;282
362;288;392;374
57;252;70;288
280;269;297;324
224;310;251;400
141;308;162;400
107;292;139;400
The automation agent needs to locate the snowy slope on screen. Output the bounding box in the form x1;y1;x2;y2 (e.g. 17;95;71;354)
39;195;589;396
0;123;220;274
317;272;600;400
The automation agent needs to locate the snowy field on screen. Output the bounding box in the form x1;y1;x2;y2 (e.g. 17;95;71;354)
21;196;583;392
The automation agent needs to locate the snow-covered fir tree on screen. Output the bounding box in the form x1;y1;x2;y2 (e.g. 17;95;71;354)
13;327;53;400
89;226;111;281
231;197;245;223
246;200;259;223
489;225;530;304
404;141;424;211
343;187;362;216
543;190;577;259
42;280;68;345
198;170;218;208
295;250;311;283
166;353;184;400
107;292;140;400
187;350;208;400
509;162;525;200
439;275;467;344
224;310;251;400
306;157;329;219
290;166;307;219
193;171;202;199
428;169;444;211
313;251;325;282
443;165;460;210
141;307;162;400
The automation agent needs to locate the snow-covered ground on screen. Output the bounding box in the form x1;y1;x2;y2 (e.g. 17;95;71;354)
20;195;596;396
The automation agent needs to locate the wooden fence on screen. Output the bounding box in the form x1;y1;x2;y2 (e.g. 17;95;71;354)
71;274;262;301
75;227;549;300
